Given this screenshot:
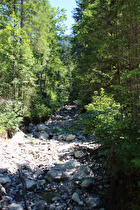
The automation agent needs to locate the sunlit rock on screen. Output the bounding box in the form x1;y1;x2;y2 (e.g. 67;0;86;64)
74;150;85;158
66;134;76;141
9;203;23;210
39;131;49;140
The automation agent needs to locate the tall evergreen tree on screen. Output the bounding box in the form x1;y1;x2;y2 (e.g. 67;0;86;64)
72;0;139;112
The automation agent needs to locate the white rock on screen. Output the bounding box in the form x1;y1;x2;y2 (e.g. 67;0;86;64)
66;134;76;141
0;184;6;195
11;131;25;142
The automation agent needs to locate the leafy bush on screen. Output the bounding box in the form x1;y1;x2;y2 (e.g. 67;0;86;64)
28;94;60;123
0;101;23;138
29;102;51;123
80;88;140;208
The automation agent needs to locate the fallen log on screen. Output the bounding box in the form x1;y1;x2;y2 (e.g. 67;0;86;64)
17;164;31;210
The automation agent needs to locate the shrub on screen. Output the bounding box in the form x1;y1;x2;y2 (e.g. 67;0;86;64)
80;88;140;208
0;100;23;138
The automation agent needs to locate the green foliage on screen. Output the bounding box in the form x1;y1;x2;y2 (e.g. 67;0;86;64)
80;88;140;166
0;100;23;137
80;89;140;207
80;88;121;143
72;0;140;110
0;0;72;125
60;121;82;135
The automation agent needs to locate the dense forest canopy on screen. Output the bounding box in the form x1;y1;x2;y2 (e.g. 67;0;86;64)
0;0;73;123
71;0;139;209
0;0;139;209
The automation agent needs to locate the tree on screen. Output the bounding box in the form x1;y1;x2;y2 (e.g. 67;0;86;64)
72;0;140;208
0;0;71;122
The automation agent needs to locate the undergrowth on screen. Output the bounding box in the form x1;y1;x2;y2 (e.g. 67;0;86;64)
0;100;23;138
80;89;140;209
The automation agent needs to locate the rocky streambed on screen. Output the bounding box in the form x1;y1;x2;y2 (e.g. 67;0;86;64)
0;105;110;209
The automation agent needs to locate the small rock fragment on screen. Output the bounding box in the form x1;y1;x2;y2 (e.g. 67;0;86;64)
26;180;36;190
0;184;6;199
80;179;94;188
36;200;47;210
38;124;49;131
57;135;63;141
85;196;100;208
39;132;49;140
71;192;83;205
9;203;23;210
74;150;85;158
0;176;11;184
66;135;76;141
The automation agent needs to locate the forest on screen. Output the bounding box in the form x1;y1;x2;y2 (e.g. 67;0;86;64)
0;0;139;209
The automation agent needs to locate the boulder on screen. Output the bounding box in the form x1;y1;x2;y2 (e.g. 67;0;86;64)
39;132;49;140
66;135;76;141
0;176;11;184
85;196;100;208
38;124;50;132
74;150;85;158
26;180;36;190
9;203;23;210
36;200;47;210
71;192;83;205
0;184;6;199
46;160;94;182
57;135;63;141
80;179;94;188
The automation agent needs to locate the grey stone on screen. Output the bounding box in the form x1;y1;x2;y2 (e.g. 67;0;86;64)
46;170;68;182
85;196;100;208
97;176;103;181
38;124;49;131
52;196;61;202
74;150;85;158
46;160;94;182
104;184;110;188
45;174;53;183
71;192;83;205
9;203;23;210
36;200;47;210
99;185;103;190
55;204;66;210
50;203;56;209
0;176;11;184
80;179;94;188
26;180;36;190
39;131;49;140
38;179;46;186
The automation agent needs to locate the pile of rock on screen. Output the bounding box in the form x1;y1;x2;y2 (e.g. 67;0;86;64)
0;105;109;209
